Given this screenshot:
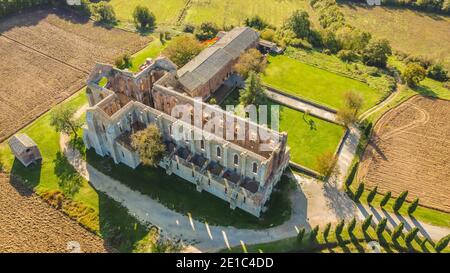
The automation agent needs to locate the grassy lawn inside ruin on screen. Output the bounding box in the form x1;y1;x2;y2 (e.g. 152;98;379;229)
129;37;170;72
221;89;346;173
261;55;385;112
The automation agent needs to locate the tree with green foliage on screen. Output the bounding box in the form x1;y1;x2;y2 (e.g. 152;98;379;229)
50;106;82;138
315;151;338;178
435;234;450;253
285;10;311;39
337;107;357;127
367;186;378;205
408;198;419;215
393;191;408;212
336;26;371;52
115;54;132;69
323;223;331;241
234;48;267;79
403;63;427;87
376;218;387;236
344;90;364;116
335;219;345;237
380;191;391;208
245;15;268;30
260;28;276;42
405;227;419;245
195;22;219;41
133;5;156;29
391;222;404;241
362;39;392;68
354;183;365;202
92;2;116;24
347;218;356;234
427;63;449;82
310;225;319;242
297;228;305;244
162;36;203;67
320;30;340;53
362;215;372;232
239;72;267;106
131;125;166;167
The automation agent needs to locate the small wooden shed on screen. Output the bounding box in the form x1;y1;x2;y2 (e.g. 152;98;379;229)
8;133;42;167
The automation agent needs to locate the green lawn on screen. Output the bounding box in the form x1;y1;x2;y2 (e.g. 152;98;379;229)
222;222;450;253
129;37;169;72
0;90;150;252
262;55;385;112
185;0;311;28
109;0;186;26
221;90;346;172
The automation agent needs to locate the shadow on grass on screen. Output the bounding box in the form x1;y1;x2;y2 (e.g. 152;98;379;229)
86;148;294;229
54;152;82;197
10;158;41;191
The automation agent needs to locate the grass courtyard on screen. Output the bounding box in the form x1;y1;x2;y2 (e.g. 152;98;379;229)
262;55;385;112
221;90;346;173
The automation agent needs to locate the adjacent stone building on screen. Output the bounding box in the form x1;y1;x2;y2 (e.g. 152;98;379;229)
82;27;290;217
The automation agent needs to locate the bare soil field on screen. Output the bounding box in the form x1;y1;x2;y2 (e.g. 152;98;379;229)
358;96;450;212
0;7;152;142
0;173;110;253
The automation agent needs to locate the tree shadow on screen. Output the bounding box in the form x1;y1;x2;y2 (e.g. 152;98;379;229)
53;152;82;197
323;181;356;221
0;6;90;34
413;85;438;98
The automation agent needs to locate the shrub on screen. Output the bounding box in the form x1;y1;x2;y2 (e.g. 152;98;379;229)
362;39;392;68
337;50;358;63
353;183;365;202
405;55;432;69
195;22;219;41
376;218;387;236
408;198;419;215
244;15;268;30
435;234;450;253
427;63;449;82
260;28;276;42
183;24;195;33
323;223;331;241
367;186;377;205
347;218;356;234
362;215;372;232
133;5;156;29
162;36;203;67
320;30;340;53
289;38;313;50
93;2;116;24
380;191;391;208
393;191;408;212
297;228;306;244
310;225;319;241
404;227;419;244
403;63;426;87
115;54;132;69
391;222;404;241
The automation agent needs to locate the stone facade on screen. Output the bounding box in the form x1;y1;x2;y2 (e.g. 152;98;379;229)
82;27;290;217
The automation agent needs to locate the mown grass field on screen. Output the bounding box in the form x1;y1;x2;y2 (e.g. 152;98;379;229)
109;0;186;26
262;55;385;112
185;0;312;28
341;4;450;70
222;90;346;172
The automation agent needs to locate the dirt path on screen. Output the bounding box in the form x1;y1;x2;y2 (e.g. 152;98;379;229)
0;173;110;253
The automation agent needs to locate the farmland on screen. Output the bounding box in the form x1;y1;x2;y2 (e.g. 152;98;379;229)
358;96;450;213
0;8;152;142
341;4;450;70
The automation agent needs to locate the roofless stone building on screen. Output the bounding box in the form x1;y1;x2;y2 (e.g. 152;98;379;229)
82;27;290;217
